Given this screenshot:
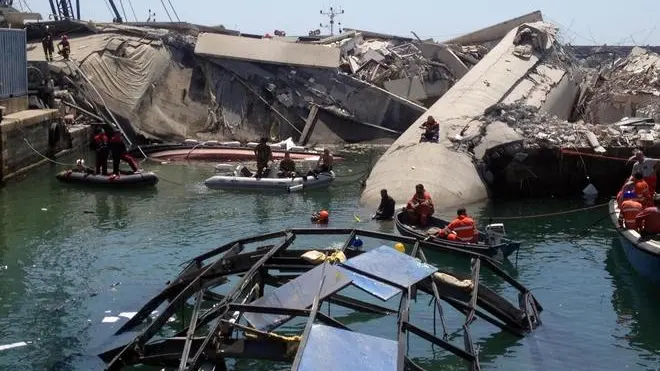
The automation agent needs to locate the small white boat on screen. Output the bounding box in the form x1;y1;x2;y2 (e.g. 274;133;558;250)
204;165;335;192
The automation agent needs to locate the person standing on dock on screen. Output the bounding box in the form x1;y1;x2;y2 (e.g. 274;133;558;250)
373;189;395;220
404;184;434;227
629;149;660;194
635;195;660;236
41;26;55;62
109;131;139;176
254;137;272;179
92;128;109;175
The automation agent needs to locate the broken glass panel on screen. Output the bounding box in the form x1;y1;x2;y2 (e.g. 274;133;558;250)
243;263;351;331
297;324;397;371
341;245;437;288
335;266;400;301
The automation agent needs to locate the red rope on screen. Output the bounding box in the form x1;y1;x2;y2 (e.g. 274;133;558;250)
559;148;630;162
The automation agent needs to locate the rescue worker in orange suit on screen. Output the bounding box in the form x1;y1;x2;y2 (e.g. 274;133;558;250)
419;115;439;143
628;149;659;194
635;195;660;236
91;128;109;175
254;137;272;179
404;184;434;227
633;172;652;207
108;131;139;176
619;191;643;230
443;208;478;243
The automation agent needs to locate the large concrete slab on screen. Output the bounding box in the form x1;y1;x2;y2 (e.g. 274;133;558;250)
443;11;543;46
360;22;558;210
194;32;341;69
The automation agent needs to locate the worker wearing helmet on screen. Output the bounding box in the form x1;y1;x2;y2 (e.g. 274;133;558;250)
619;191;643;229
57;35;71;60
311;210;329;224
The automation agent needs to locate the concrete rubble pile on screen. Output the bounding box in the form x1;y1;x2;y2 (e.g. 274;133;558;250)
473;103;658;150
321;31;488;105
332;34;456;86
586;47;660;125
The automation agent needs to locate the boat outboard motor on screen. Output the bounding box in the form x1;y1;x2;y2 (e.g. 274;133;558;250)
485;223;506;246
234;165;253;177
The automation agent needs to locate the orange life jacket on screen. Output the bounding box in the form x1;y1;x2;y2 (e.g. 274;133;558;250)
635;180;651;206
408;191;434;213
621;199;643;229
448;215;476;242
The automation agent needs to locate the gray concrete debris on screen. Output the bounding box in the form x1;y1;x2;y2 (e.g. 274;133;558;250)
586;47;660;125
323;34;484;104
475;102;660;150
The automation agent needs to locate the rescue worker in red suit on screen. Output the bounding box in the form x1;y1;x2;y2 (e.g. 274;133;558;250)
443;208;477;243
633;172;652;207
91;128;109;175
108;131;139;176
636;195;660;236
405;184;434;227
619;191;643;229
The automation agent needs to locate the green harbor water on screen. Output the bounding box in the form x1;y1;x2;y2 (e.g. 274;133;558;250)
1;151;660;371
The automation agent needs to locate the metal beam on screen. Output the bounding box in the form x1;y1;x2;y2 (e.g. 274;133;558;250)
186;232;296;370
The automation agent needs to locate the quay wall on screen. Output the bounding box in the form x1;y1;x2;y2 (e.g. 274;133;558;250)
0;109;92;183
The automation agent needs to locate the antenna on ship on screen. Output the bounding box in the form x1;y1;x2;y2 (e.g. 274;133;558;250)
319;6;344;36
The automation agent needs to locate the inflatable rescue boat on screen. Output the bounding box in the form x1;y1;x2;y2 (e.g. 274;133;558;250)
204;165;334;192
56;169;159;188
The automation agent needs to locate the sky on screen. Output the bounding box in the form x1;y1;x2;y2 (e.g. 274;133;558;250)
13;0;660;45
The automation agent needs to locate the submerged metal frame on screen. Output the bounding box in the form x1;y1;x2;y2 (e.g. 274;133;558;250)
99;228;543;371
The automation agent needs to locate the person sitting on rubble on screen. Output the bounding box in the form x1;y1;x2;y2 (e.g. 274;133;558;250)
628;149;660;195
373;189;396;220
108;130;140;177
636;194;660;236
57;35;71;61
437;208;478;243
404;184;434;227
633;172;652;207
254;137;273;179
619;191;643;230
419;116;439;143
278;151;296;178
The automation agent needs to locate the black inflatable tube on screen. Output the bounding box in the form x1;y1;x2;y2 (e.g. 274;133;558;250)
55;170;159;187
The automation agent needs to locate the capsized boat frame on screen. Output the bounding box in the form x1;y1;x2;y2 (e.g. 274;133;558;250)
99;228;543;371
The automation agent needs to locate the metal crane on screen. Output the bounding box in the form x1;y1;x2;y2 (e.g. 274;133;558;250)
47;0;122;22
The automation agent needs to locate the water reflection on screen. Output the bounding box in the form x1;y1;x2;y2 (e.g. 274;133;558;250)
606;237;660;361
254;194;269;225
94;193;110;226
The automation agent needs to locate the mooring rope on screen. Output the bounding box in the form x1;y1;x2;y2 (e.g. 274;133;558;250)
560;148;630;162
23;138;74;167
486;202;610;220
